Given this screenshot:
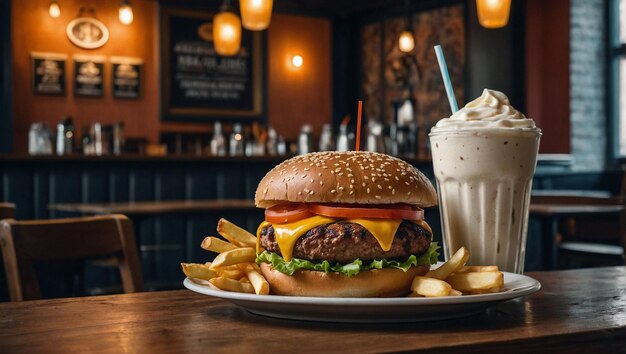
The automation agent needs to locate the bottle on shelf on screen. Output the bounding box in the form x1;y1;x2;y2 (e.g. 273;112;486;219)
210;121;226;156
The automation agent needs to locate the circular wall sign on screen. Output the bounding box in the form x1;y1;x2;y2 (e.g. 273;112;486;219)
66;17;109;49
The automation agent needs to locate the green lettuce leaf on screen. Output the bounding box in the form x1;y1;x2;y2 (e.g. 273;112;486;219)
256;242;439;277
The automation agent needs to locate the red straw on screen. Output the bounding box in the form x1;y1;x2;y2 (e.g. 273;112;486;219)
355;100;363;151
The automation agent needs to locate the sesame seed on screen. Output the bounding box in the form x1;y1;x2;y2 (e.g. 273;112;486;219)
377;185;382;189
298;191;302;195
337;172;344;176
338;187;344;191
301;174;307;178
304;167;310;171
362;182;366;187
310;178;314;183
375;195;381;199
331;189;337;194
309;190;315;195
320;181;323;185
392;189;396;195
350;190;354;195
367;188;370;193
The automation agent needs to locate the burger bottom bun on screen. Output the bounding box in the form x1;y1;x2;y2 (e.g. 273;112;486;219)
259;262;430;297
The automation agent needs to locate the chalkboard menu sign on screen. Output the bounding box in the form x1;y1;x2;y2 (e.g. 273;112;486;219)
74;55;105;97
111;56;143;99
161;8;264;120
31;52;66;95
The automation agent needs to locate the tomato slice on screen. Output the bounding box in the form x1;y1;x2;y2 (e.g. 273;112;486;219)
265;203;314;224
309;203;424;220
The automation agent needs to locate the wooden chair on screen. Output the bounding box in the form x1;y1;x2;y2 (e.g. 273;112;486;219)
0;203;16;220
0;214;143;301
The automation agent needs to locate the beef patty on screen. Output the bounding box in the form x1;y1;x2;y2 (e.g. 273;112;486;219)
259;221;431;264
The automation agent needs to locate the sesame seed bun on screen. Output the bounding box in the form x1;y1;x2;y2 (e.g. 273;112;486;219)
255;151;437;208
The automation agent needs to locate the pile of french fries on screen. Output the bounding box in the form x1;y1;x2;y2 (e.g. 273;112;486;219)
181;218;270;295
410;247;504;297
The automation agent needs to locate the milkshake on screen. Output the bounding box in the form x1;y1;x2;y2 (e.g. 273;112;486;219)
430;89;541;273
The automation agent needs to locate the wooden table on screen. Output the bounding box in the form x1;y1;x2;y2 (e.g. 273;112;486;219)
1;267;625;353
529;204;623;270
48;199;257;215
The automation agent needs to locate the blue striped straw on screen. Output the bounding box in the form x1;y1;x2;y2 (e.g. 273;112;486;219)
434;45;459;113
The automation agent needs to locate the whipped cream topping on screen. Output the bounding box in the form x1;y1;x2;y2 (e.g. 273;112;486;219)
432;89;537;131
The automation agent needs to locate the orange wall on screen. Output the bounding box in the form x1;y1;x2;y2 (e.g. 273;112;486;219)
11;2;333;152
267;14;332;141
12;0;159;153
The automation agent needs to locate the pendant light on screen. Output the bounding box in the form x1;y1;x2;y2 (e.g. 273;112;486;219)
239;0;273;31
398;1;414;53
119;0;134;25
213;0;242;56
476;0;511;29
49;0;61;18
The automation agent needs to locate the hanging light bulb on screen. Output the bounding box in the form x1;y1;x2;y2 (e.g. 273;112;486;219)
476;0;511;29
213;1;242;56
49;0;61;18
119;0;134;25
239;0;273;31
398;31;415;53
291;55;303;68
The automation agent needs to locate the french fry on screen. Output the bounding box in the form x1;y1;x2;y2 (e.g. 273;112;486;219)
180;263;218;281
217;218;257;247
411;276;452;297
209;248;256;269
456;265;499;273
201;236;239;253
218;268;244;279
209;277;255;293
239;263;270;295
426;247;470;280
239;277;251;284
449;289;463;296
446;271;504;292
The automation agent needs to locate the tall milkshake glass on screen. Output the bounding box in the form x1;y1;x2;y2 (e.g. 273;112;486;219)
429;89;541;273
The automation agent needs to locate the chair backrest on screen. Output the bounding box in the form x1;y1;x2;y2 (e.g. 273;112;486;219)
0;214;143;301
0;203;16;220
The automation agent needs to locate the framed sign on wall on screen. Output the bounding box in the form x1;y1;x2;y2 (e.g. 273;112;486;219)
31;52;67;96
73;55;105;97
160;8;265;121
111;56;143;99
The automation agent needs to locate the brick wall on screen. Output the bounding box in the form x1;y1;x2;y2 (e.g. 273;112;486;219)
569;0;607;171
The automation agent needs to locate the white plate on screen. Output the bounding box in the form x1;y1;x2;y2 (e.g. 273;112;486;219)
183;269;541;323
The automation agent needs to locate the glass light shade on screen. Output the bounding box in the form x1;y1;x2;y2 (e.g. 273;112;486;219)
119;4;134;25
398;31;415;53
213;11;242;56
239;0;273;31
49;1;61;18
476;0;511;29
291;55;303;68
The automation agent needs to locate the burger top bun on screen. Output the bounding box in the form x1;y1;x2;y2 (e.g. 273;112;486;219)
255;151;437;208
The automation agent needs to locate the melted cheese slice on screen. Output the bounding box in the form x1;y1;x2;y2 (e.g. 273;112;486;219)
349;218;402;252
257;216;431;262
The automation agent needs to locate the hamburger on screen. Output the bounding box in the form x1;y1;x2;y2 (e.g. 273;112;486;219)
254;151;439;297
